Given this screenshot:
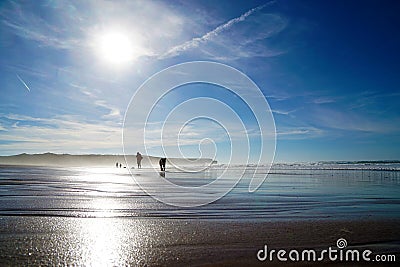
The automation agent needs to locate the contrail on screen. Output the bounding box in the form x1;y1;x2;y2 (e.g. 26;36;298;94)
160;1;275;59
16;74;31;92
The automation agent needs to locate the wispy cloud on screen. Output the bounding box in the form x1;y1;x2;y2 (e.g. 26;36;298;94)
0;113;122;155
311;97;337;104
1;2;82;50
276;126;324;140
0;123;6;131
161;3;270;58
5;64;49;79
1;0;285;64
272;109;296;115
348;91;400;111
160;1;285;60
308;106;400;134
1;0;184;58
95;100;121;119
69;83;122;121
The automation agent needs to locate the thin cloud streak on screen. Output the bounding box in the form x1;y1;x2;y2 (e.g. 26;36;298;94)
272;109;296;115
69;82;122;121
160;1;275;59
2;15;81;50
308;106;400;134
16;74;31;92
277;127;324;140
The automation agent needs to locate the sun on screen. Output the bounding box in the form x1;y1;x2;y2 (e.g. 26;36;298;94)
97;31;134;65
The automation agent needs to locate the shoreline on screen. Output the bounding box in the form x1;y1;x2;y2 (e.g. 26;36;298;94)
0;216;399;266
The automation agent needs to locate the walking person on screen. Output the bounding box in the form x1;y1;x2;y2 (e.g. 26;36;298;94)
136;152;143;169
159;158;166;171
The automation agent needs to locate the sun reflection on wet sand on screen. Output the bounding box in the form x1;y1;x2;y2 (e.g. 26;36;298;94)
66;195;150;265
64;218;154;266
89;198;119;217
53;172;154;266
86;220;135;265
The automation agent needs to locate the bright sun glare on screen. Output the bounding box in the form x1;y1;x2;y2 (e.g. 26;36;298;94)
97;31;134;65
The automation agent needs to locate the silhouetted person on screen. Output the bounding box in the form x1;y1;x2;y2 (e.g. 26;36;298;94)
116;162;118;168
119;163;122;168
136;152;143;169
159;158;166;171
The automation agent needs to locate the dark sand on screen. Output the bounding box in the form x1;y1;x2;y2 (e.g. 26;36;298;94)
0;217;398;266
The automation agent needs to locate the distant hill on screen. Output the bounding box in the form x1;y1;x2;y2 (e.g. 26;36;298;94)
0;153;216;167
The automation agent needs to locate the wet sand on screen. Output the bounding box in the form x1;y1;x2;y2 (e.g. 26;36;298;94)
0;216;399;266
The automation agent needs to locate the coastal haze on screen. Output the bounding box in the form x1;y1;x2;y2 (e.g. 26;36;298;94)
0;153;215;168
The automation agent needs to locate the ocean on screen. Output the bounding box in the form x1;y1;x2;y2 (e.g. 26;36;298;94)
1;162;399;220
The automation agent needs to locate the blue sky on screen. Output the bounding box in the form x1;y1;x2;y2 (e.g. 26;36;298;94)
0;0;399;162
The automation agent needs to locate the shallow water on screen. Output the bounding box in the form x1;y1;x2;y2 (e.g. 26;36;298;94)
1;164;400;265
0;164;399;220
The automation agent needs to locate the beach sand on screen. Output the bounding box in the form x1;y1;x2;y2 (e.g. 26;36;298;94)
0;216;398;266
